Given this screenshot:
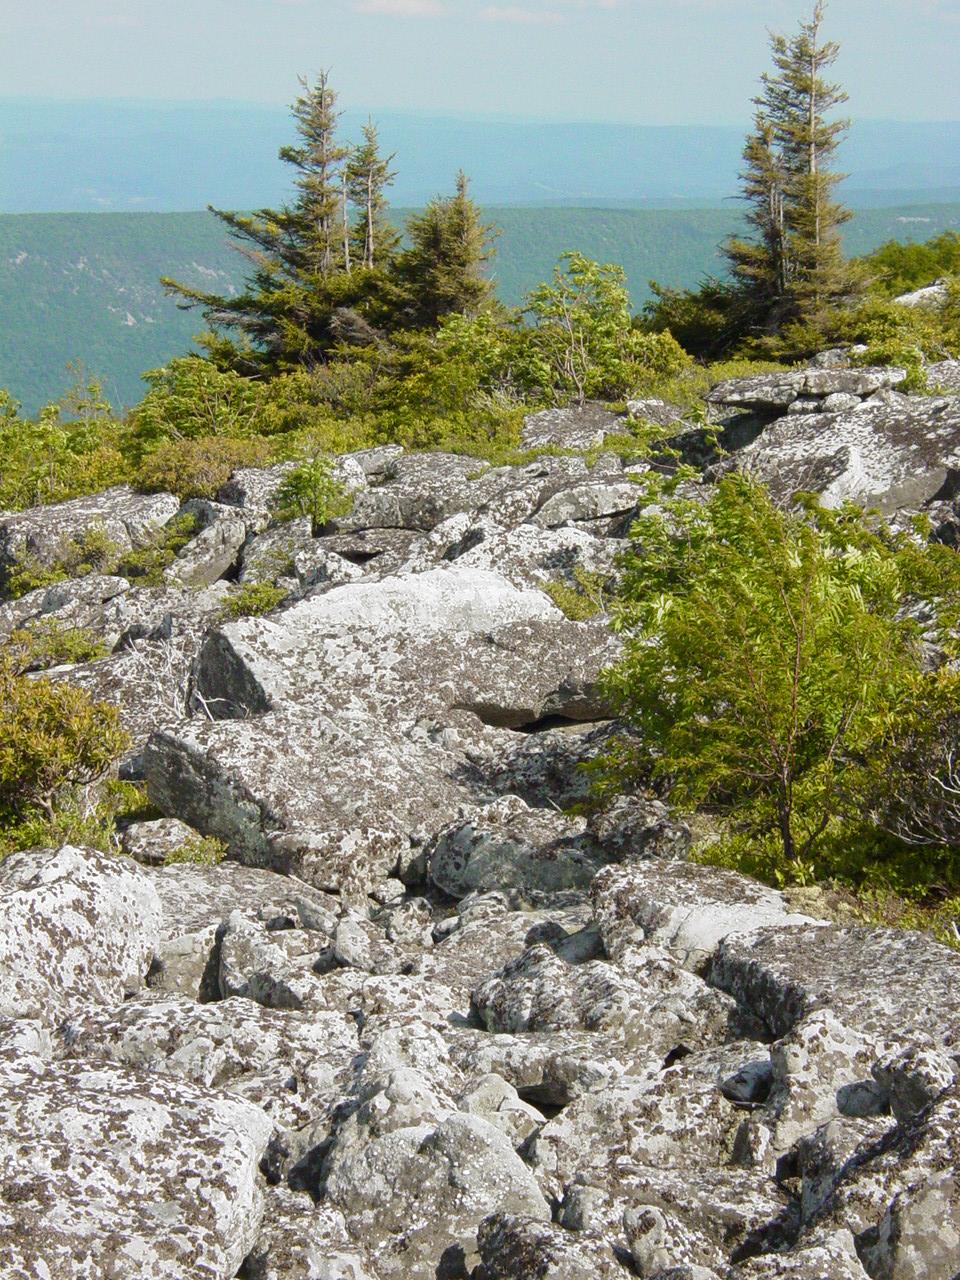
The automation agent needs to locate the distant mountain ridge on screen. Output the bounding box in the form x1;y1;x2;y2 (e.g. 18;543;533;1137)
2;201;959;416
1;100;959;212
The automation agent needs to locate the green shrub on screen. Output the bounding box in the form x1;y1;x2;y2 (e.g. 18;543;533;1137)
3;525;123;600
522;253;690;406
601;473;960;881
127;357;264;460
219;581;288;621
6;620;108;672
271;456;352;534
163;834;227;866
116;514;200;587
0;660;130;830
0;380;129;512
0;780;147;860
544;568;611;620
856;231;960;298
136;435;273;500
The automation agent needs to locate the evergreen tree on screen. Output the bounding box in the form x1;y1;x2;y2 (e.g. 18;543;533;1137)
347;121;400;270
724;3;862;340
724;113;789;325
395;172;497;328
163;74;390;374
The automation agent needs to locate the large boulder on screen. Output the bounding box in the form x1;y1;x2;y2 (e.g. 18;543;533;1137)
591;862;815;971
720;392;960;516
707;367;907;414
59;995;358;1133
0;845;162;1023
709;923;960;1048
0;1058;272;1279
427;797;602;899
521;404;628;450
0;486;180;583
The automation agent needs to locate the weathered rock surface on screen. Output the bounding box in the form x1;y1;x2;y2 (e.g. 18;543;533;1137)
0;1057;272;1278
0;485;180;579
720;391;960;516
0;845;162;1022
707;367;907;414
3;410;960;1279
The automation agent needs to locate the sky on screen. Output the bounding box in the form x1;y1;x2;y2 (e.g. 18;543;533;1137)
1;0;958;125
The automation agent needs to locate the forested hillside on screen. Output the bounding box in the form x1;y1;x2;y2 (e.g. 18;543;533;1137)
3;201;959;413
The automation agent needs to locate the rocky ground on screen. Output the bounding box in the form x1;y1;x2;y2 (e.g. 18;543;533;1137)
1;356;960;1278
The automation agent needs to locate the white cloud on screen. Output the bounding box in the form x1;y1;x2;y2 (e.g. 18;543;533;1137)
353;0;446;13
480;5;564;22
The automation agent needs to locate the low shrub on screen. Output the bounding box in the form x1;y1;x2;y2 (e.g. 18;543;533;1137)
163;834;227;866
219;581;288;621
136;435;273;500
271;456;352;534
0;660;130;831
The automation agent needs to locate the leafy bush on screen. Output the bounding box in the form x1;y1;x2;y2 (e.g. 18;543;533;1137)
0;660;130;829
271;456;352;534
6;620;108;672
3;525;123;600
601;473;960;882
127;357;264;460
116;514;200;587
219;581;288;620
0;379;128;512
857;231;960;298
136;435;273;500
163;834;227;866
522;253;689;406
544;568;611;620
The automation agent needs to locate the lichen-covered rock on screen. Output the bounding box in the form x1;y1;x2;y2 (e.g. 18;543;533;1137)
427;797;602;899
591;862;813;970
451;523;620;592
707;367;906;413
472;1212;625;1278
521;404;628;450
145;861;340;999
0;845;162;1023
241;1187;375;1280
121;816;200;865
45;636;195;774
719;392;960;517
321;1107;550;1278
0;485;180;580
59;995;358;1132
729;1231;868;1278
532;480;641;529
163;511;248;588
709;923;960;1047
473;941;734;1062
812;1078;960;1280
0;1058;272;1279
0;572;131;647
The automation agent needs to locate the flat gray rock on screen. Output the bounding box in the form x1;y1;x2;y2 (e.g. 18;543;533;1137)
0;845;162;1023
0;1058;272;1279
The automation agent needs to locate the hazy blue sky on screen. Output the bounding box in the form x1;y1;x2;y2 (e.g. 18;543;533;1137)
2;0;958;124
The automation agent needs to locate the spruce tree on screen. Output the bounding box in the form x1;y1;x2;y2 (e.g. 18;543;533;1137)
724;114;788;325
163;74;389;374
347;121;400;270
395;172;497;328
724;3;862;341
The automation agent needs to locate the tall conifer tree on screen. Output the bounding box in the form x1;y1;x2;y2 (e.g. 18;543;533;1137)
724;3;862;338
163;73;391;373
347;121;400;270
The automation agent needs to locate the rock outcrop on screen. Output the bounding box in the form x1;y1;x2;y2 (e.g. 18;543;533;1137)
1;369;959;1278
